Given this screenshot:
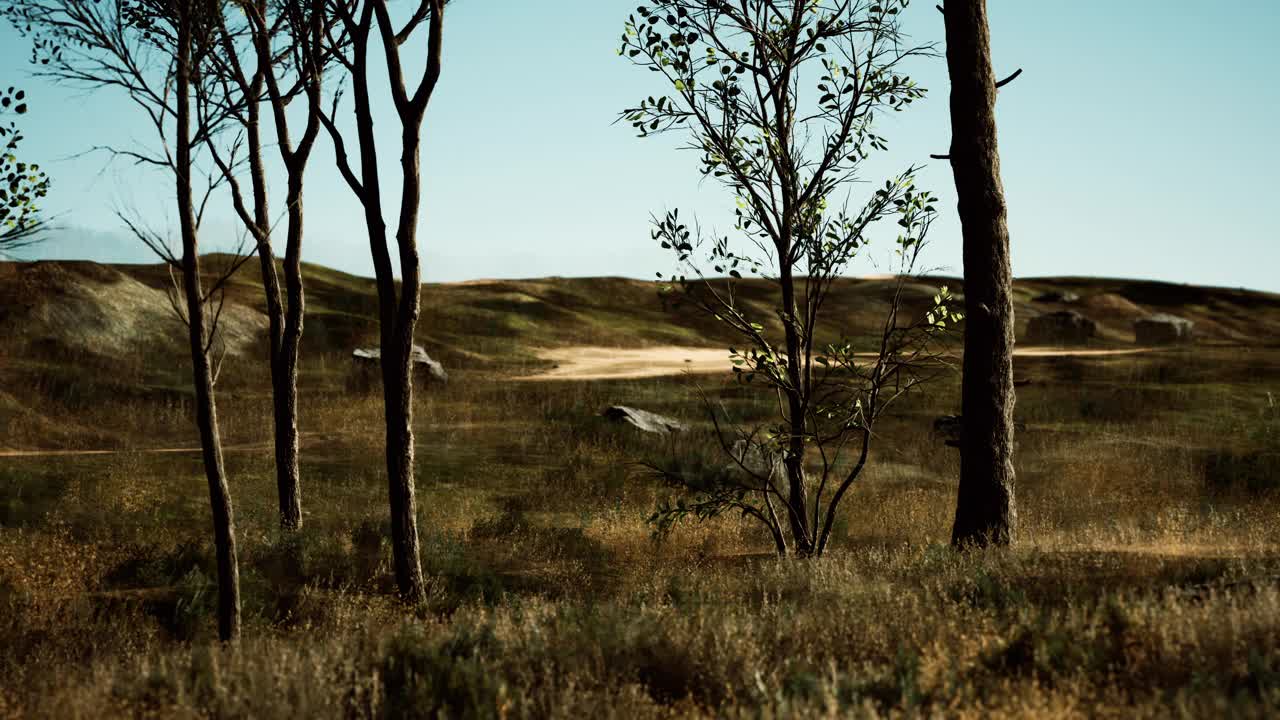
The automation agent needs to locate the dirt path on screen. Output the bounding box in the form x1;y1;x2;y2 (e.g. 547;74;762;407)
0;443;272;459
0;422;523;459
520;344;1163;381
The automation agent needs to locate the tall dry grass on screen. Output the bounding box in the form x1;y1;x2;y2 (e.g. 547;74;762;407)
1;348;1278;717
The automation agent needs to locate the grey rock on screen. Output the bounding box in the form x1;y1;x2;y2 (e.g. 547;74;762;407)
932;415;964;448
1134;314;1194;345
1032;290;1080;304
352;344;448;387
602;405;687;434
1025;309;1097;345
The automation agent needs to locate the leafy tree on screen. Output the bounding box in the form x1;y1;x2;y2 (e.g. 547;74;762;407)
0;86;50;255
621;0;959;556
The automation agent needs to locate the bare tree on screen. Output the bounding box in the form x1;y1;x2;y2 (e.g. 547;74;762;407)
317;0;444;603
937;0;1017;547
621;0;959;556
6;0;248;640
0;87;51;255
197;0;339;531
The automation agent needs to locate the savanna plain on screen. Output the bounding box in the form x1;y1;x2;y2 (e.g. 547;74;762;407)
2;259;1279;718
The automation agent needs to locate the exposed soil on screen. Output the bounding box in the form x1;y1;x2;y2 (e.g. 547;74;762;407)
520;344;1164;381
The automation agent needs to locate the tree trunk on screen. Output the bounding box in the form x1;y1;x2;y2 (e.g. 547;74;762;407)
275;171;306;531
943;0;1017;547
382;350;425;602
176;7;241;641
321;1;439;603
778;255;813;556
243;78;304;533
382;117;428;604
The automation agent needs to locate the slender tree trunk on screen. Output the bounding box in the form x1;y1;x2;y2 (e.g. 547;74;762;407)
382;351;424;600
944;0;1017;547
353;16;426;604
242;79;304;532
319;0;439;603
176;7;241;640
383;119;427;604
275;171;305;530
778;250;813;554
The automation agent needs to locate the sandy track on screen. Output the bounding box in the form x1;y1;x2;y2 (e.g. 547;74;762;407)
522;346;753;381
0;423;523;459
521;344;1163;381
0;443;272;459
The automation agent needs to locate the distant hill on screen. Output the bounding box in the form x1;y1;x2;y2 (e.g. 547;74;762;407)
3;257;1279;449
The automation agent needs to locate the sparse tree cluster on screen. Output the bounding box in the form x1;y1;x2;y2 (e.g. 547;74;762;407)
0;0;1020;644
6;0;450;637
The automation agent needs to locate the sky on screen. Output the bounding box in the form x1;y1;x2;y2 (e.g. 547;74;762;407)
1;1;1278;291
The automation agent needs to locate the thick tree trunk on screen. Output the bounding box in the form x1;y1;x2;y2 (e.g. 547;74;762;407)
944;0;1017;547
176;9;241;641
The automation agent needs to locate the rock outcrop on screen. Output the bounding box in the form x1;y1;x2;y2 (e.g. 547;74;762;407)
1025;310;1097;345
1134;314;1194;345
350;345;448;390
601;405;686;434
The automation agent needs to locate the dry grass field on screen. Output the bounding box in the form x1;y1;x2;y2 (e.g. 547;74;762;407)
1;259;1279;717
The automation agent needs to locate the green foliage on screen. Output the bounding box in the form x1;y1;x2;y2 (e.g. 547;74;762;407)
645;433;758;538
0;86;50;252
620;0;959;555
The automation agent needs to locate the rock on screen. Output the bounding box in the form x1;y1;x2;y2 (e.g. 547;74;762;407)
1134;314;1194;345
601;405;687;434
1032;290;1080;304
1025;310;1097;345
932;415;964;448
350;344;448;390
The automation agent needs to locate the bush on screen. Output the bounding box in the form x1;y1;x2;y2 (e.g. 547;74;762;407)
380;624;505;720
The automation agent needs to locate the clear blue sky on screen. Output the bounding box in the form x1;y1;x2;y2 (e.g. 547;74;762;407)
2;1;1278;290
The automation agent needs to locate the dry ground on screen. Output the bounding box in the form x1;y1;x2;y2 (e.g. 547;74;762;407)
523;344;1166;381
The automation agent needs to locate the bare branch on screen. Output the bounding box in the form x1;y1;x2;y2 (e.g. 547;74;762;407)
995;67;1023;88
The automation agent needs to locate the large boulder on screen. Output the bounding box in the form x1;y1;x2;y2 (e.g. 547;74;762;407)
1134;314;1194;345
602;405;687;434
350;344;448;391
1025;310;1097;345
932;415;964;448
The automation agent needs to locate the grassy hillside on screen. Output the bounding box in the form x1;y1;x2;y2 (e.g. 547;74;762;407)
1;259;1279;717
3;257;1278;451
